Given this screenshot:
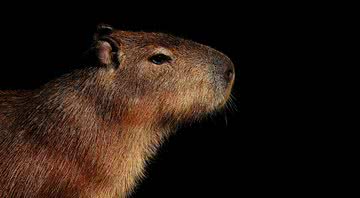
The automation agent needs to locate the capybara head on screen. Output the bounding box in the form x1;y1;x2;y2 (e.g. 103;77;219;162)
85;24;235;124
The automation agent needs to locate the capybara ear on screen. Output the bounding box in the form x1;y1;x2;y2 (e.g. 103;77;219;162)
95;38;121;68
94;24;121;68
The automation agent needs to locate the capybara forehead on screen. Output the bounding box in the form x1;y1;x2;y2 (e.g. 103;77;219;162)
111;31;185;49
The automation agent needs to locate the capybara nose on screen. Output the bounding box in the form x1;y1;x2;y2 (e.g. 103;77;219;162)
214;57;235;84
224;63;235;83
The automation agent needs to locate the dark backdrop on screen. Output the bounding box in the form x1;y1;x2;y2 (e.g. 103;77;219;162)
0;3;319;197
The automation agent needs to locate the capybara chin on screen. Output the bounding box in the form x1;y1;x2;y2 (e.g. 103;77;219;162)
0;24;235;197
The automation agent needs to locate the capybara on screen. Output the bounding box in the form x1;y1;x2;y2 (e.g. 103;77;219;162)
0;24;235;197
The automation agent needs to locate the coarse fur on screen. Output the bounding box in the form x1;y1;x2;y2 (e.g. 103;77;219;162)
0;25;235;197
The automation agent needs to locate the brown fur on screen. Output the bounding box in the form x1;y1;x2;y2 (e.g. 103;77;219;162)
0;26;235;197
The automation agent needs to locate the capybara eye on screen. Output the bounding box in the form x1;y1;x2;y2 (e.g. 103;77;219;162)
148;54;172;65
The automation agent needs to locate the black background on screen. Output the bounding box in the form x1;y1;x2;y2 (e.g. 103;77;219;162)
0;3;328;197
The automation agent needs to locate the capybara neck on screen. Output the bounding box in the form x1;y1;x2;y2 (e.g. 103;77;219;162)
1;68;172;196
